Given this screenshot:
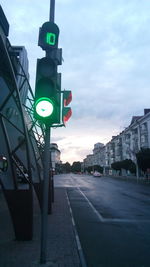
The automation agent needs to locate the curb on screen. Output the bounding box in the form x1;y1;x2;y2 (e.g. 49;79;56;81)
66;190;87;267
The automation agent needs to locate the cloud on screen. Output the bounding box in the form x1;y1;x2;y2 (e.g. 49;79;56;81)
51;136;66;143
1;0;150;163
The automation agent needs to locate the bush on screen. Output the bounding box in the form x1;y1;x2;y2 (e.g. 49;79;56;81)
111;159;136;174
136;148;150;173
111;161;122;171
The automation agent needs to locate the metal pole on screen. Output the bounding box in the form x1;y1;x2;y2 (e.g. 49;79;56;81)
40;125;51;264
49;0;55;22
40;0;56;263
49;0;55;203
50;151;54;203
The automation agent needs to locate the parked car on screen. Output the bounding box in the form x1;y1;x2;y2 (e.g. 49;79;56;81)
93;171;102;177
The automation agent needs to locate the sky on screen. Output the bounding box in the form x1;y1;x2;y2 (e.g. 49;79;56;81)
1;0;150;164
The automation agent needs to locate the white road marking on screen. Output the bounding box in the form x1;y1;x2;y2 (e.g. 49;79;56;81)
77;187;150;224
77;187;105;223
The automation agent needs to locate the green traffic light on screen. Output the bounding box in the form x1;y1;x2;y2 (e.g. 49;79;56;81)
46;32;56;45
35;97;54;118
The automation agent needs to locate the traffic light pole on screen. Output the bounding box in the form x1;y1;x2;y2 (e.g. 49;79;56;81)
40;0;55;264
49;0;55;22
47;0;55;209
40;125;51;263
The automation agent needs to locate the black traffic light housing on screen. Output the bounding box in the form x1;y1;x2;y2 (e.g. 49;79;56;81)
38;21;59;51
34;57;61;124
62;90;72;124
34;20;72;127
34;21;61;125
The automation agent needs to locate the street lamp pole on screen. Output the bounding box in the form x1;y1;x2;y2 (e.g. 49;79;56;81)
40;0;55;263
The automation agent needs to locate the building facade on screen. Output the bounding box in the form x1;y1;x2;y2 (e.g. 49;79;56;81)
92;143;105;167
0;6;29;106
83;145;105;172
50;143;61;172
84;154;94;171
83;109;150;174
10;46;29;105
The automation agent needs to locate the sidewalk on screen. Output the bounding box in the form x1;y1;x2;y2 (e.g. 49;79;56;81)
0;187;81;267
107;174;150;185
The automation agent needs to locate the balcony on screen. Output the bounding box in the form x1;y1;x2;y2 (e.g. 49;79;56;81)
132;144;139;154
125;138;130;144
140;123;148;134
141;128;148;134
115;145;122;155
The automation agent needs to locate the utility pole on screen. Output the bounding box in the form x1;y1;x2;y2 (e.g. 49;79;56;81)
40;0;55;264
34;0;72;262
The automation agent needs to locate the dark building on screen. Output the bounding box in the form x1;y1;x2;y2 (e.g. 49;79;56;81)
0;5;29;105
10;46;29;105
0;5;9;37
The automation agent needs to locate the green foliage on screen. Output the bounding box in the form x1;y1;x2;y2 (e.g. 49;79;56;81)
128;161;136;174
85;165;103;174
86;166;93;173
93;165;103;173
71;161;81;173
62;162;71;173
111;161;122;171
136;148;150;172
111;159;136;174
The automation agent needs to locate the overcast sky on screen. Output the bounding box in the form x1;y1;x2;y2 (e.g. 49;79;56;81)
1;0;150;163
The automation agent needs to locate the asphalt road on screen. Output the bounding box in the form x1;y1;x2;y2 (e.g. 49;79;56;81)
54;173;150;267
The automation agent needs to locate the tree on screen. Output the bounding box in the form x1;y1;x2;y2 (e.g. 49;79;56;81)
121;159;136;174
136;148;150;173
111;161;122;171
111;159;136;175
71;161;81;173
62;162;71;173
86;166;93;173
128;160;136;174
121;159;130;170
93;165;103;173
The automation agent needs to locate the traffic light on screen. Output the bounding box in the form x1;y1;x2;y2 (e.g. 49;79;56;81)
62;90;72;124
34;21;61;125
38;21;59;51
34;57;61;124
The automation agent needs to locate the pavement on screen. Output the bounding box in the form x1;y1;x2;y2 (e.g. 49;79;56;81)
0;186;82;267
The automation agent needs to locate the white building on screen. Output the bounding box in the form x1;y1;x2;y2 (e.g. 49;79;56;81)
93;143;105;166
104;109;150;170
83;143;105;171
50;143;61;171
84;154;94;170
83;109;150;174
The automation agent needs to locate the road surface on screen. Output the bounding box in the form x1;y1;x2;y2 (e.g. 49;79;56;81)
54;173;150;267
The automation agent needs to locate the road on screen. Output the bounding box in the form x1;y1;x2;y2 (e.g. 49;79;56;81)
54;173;150;267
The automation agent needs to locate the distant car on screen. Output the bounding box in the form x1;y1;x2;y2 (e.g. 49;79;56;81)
93;171;102;177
